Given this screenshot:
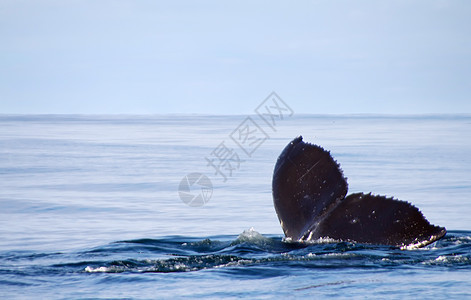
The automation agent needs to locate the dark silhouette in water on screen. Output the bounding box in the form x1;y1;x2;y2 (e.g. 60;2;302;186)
272;136;446;248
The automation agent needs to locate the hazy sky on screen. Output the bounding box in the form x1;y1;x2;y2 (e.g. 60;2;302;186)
1;1;470;114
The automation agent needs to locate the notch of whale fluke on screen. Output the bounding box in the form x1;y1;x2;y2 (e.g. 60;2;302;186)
272;136;446;248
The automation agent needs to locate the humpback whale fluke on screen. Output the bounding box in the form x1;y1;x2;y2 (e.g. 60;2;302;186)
272;136;446;248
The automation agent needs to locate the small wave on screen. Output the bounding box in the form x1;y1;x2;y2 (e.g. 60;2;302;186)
2;230;470;279
232;227;274;246
236;227;266;241
422;255;470;266
84;255;246;273
79;230;471;273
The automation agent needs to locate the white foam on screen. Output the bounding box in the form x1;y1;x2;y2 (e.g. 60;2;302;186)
214;259;253;269
282;235;340;245
235;227;270;244
238;227;263;239
309;237;341;244
421;254;469;265
281;237;294;243
435;255;448;262
84;266;111;273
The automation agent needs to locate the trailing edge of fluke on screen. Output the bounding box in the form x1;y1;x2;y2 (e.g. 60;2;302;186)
272;136;446;249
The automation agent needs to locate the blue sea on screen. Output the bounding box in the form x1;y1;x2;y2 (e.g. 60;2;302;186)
1;114;470;299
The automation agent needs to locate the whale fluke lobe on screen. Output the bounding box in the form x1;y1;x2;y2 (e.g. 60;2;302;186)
272;136;446;248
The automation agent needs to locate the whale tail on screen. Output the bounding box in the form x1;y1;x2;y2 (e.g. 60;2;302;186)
272;136;446;248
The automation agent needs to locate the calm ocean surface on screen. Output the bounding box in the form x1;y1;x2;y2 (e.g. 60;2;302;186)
1;114;470;299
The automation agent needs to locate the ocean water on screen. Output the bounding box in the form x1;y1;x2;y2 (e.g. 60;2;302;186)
1;114;470;299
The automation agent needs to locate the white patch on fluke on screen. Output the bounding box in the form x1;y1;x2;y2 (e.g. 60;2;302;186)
400;233;443;250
